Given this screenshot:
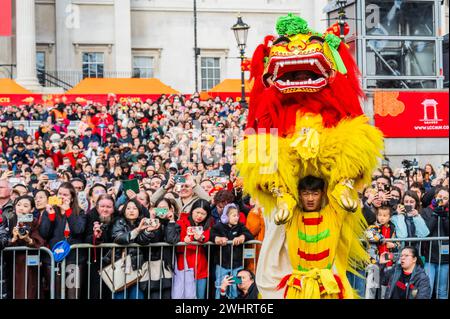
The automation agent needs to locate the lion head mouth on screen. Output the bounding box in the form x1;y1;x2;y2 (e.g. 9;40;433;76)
264;53;333;93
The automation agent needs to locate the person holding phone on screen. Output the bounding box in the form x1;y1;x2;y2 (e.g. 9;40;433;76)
8;195;45;299
38;182;87;299
110;199;157;299
84;194;118;299
219;269;259;299
175;199;213;299
138;198;180;299
391;191;429;240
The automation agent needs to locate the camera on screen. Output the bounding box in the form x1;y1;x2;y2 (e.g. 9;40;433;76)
18;225;31;236
17;223;31;237
100;223;108;232
401;158;419;173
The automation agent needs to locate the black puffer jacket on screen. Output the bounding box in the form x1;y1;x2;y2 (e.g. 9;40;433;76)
421;205;449;264
137;220;180;297
106;217;154;270
210;222;253;269
0;220;9;299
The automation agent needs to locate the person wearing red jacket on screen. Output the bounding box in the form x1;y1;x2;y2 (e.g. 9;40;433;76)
44;148;64;169
63;145;84;168
91;106;114;142
175;199;214;299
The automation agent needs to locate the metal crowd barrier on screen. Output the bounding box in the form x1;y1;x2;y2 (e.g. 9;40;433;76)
0;246;56;299
350;236;449;300
59;240;262;300
1;237;447;299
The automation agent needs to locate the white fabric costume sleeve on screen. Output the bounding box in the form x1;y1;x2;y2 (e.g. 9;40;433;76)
256;210;292;299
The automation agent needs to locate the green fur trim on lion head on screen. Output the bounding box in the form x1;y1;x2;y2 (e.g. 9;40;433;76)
325;33;341;49
276;13;309;36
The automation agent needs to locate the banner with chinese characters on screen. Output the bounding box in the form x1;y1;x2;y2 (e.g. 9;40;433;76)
0;94;166;107
373;91;449;138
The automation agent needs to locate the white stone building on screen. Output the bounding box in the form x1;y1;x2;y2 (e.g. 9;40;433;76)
0;0;328;93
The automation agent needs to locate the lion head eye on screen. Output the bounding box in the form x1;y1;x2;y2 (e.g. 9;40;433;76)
308;36;324;44
273;36;291;46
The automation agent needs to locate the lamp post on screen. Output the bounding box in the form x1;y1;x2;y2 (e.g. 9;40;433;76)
336;0;348;41
194;0;199;92
231;15;250;108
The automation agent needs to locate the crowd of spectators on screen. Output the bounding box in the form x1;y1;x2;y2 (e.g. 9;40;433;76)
0;93;257;300
359;163;449;299
0;93;448;300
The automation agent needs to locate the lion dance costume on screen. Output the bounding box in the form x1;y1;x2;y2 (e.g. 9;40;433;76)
237;14;384;299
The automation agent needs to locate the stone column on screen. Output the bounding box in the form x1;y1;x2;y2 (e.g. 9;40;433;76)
114;0;132;77
55;0;75;80
15;0;41;91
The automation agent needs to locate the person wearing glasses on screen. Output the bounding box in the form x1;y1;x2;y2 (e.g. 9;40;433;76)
381;246;431;299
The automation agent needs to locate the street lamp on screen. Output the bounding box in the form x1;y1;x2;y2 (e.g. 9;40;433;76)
231;15;250;108
336;0;348;41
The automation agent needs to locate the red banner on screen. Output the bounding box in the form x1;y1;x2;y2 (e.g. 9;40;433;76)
374;91;449;138
0;94;167;107
0;0;12;37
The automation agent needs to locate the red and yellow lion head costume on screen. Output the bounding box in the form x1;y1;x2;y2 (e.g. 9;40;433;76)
246;13;365;136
